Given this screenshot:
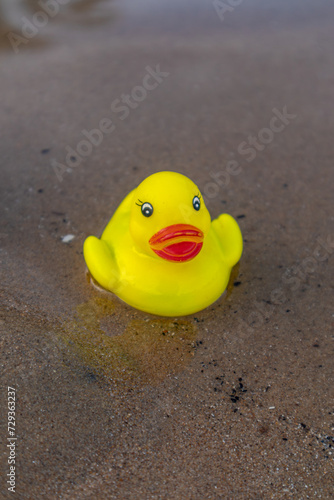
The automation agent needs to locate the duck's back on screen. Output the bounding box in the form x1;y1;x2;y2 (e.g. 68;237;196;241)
101;190;134;243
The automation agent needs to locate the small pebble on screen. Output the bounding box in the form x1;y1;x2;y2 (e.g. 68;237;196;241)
62;234;75;243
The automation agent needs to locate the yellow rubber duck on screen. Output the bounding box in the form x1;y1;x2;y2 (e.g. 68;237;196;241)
84;171;242;316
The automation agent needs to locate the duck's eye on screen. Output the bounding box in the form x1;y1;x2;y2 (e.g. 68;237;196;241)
192;196;201;211
141;202;153;217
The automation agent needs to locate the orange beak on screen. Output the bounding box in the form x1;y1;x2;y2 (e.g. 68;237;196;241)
149;224;204;262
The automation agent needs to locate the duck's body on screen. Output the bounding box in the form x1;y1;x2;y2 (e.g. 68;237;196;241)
84;172;242;316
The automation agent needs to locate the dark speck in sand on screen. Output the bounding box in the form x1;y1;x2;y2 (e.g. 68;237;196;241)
233;281;242;287
38;188;44;193
193;317;204;323
41;148;50;154
85;371;97;382
237;214;246;219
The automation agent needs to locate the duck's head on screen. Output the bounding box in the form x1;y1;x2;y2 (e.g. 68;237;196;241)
129;172;211;262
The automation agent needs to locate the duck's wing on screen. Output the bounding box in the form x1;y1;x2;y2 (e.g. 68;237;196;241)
83;236;120;292
211;214;243;268
84;189;136;291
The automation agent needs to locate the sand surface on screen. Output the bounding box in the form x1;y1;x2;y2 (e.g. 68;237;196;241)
1;0;334;498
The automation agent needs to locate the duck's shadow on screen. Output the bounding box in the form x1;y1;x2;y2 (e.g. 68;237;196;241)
60;263;241;388
59;295;198;388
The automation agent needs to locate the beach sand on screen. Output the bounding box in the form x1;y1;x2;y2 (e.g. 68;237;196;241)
1;0;333;498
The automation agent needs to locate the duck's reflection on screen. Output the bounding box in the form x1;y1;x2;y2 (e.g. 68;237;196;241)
61;296;198;388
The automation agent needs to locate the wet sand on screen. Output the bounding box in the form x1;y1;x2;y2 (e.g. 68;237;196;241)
1;0;334;498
